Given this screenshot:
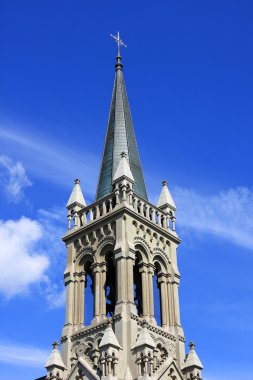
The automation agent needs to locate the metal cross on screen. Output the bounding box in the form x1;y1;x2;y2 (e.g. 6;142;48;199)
110;31;127;56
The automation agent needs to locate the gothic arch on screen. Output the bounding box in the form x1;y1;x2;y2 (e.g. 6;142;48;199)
95;239;115;264
152;254;168;274
96;244;117;317
134;242;150;264
76;247;96;269
93;332;104;348
153;247;171;264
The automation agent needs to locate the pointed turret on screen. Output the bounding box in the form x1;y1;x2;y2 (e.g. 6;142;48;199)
99;325;122;350
113;151;134;183
96;52;147;201
99;325;122;379
131;324;156;379
45;341;66;380
157;180;176;211
66;178;86;209
132;326;155;350
182;342;203;379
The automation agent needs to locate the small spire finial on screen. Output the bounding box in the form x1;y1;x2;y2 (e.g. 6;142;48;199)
162;180;167;187
141;319;149;329
74;178;80;185
53;340;59;350
120;151;127;159
189;341;195;350
110;31;127;57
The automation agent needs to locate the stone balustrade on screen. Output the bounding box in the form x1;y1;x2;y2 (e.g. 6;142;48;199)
67;187;176;233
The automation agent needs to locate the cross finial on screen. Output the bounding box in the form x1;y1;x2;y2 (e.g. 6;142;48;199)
110;31;127;56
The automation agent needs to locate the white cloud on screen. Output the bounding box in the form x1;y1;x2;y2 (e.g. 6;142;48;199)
174;187;253;250
0;217;49;298
0;206;67;307
0;341;49;367
0;155;32;203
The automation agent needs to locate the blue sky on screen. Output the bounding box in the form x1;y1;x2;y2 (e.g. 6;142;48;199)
0;1;253;379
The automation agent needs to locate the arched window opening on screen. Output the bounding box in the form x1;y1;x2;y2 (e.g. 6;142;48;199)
133;254;143;316
105;253;116;316
153;263;162;326
84;262;94;325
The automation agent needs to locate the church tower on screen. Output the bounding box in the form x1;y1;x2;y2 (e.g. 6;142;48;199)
42;34;203;380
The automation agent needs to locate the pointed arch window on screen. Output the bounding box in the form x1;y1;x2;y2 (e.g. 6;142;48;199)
84;262;94;325
133;255;143;316
105;253;116;316
153;262;162;326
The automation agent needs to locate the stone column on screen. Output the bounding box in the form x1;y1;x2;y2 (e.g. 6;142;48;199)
167;280;174;327
172;281;181;326
127;257;135;304
64;279;74;326
136;356;142;377
139;266;148;318
115;256;126;305
92;264;100;322
158;274;168;327
147;266;154;320
78;272;85;325
100;264;107;319
74;277;79;325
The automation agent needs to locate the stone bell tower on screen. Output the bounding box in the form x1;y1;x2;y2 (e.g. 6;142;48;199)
42;35;203;380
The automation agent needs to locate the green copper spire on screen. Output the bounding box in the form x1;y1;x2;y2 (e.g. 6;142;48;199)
96;45;148;201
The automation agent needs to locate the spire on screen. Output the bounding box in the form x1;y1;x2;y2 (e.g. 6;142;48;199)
66;178;86;209
157;180;176;211
183;342;203;370
132;326;155;350
96;42;148;201
45;341;66;370
99;325;122;349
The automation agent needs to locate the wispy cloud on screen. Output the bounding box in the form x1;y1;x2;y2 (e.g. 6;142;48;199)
0;124;99;196
0;155;32;202
174;187;253;250
44;286;65;309
0;341;49;367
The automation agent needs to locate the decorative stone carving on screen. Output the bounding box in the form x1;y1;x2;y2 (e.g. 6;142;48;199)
76;246;95;261
168;367;177;380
